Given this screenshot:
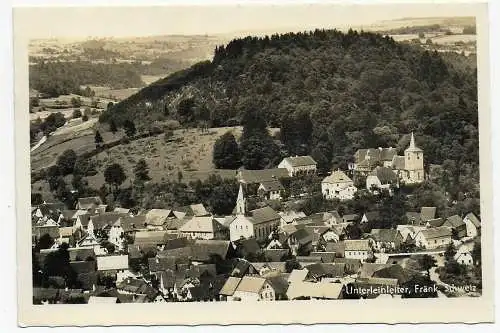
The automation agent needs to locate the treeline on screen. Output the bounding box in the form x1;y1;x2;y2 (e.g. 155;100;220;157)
376;24;446;35
29;61;145;97
101;29;478;199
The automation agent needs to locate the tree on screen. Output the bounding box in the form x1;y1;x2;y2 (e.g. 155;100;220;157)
56;149;77;175
109;119;118;134
444;242;457;262
36;233;55;250
123;120;136;137
104;163;126;191
95;130;104;148
134;159;151;183
70;97;82;108
418;254;437;276
72;109;82;119
471;241;481;266
213;132;241;169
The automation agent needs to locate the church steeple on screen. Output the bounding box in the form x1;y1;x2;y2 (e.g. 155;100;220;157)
409;132;416;149
236;183;246;215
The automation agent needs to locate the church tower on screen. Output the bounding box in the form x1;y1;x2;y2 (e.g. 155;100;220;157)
236;183;246;215
404;132;424;183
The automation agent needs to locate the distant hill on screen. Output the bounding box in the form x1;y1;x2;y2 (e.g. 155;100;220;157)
101;29;478;173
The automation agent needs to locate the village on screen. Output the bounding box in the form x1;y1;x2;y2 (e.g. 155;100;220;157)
31;133;482;303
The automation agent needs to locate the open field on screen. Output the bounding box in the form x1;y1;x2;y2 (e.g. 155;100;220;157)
88;85;141;101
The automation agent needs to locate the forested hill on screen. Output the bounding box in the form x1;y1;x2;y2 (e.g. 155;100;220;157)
100;29;478;172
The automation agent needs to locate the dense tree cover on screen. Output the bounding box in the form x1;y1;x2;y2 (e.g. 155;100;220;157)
102;29;478;179
29;61;145;97
56;149;77;175
212;132;241;169
104;163;127;191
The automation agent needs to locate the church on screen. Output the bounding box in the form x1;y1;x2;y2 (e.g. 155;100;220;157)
228;184;282;242
352;133;425;185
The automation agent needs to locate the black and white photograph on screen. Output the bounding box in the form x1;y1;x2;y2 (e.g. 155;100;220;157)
13;1;495;326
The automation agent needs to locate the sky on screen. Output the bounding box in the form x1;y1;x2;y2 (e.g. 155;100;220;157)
13;2;484;39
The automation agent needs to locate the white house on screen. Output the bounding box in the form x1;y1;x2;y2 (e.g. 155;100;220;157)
278;156;317;177
344;240;373;262
257;180;284;201
463;212;481;238
231;276;276;301
414;226;452;249
178;216;228;240
454;247;474;266
321;170;357;201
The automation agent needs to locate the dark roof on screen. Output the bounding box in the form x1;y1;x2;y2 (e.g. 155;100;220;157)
358;263;393;278
90;212;128;230
148;256;177;273
231;260;252;277
70;260;96;274
263;248;290;262
369;166;398;184
325;241;345;255
290;228;313;245
296;256;323;263
248;206;281;225
392;156;405;170
372;264;419;285
191;240;231;262
369;229;401;243
282;156;317;167
164;237;191;250
69;248;96;261
32;225;60;239
363;211;380;221
309;252;336;263
116;278;158;300
234;238;261;256
355;148;397;164
445;215;466;228
405;212;421;225
305;263;346;279
266;275;289;295
426;218;445;228
77;272;98;290
134;231;171;245
420;226;452;239
159;246;193;264
259;180;284;192
238;168;289;184
343;214;359;222
119;215;146;232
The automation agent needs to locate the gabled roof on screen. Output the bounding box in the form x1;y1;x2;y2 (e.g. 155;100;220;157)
238;168;289;184
464;212;481;228
286;281;343;300
234;238;261;255
305;263;346;279
118;215;146;232
445;215;466;228
369;166;398;184
32;225;60;239
219;277;241;296
392;155;405;170
363;211;380;221
149;256;176;273
68;248;95;261
322;170;353;184
134;231;170;245
248;206;281;225
175;204;210;217
77;197;102;210
310;252;336;263
76;213;91;227
290;228;313;245
405;212;421;225
420;207;437;221
235;276;266;293
266;275;289;295
342;214;359;222
358;263;394;278
369;229;400;243
144;209;173;226
420;226;452;240
89;212;128;230
96;255;129;271
259;180;284;192
282;155;317;167
426;218;445;228
344;240;371;251
325;241;345;254
263;248;290;262
60;210;78;220
179;216;226;234
279;210;306;224
372;264;419;285
191;240;231;262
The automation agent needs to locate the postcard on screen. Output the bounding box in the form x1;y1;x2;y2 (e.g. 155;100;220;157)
14;1;494;326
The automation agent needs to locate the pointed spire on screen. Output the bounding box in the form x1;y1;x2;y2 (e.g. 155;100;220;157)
409;132;416;149
236;183;246;216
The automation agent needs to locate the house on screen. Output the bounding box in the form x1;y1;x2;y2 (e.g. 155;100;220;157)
426;218;446;228
231;276;277;301
366;166;398;193
286;228;313;255
395;133;425;184
229;185;281;242
360;211;381;224
190;239;234;263
76;196;106;213
396;225;426;243
237;168;289;185
116;277;158;302
251;262;287;276
286;281;344;300
368;229;404;252
87;212;128;237
278;210;306;225
266;275;289;300
454;247;474;266
309;251;336;263
304;263;346;281
352;147;398;172
74;213;91;231
179;216;228;240
344;240;373;262
287;269;309;284
333;258;362;274
443;215;468;239
219;276;242;301
257;180;284;200
321;170;357;201
463;212;481;238
134;230;172;248
414;226;452;249
278;155;317;177
342;214;359;224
